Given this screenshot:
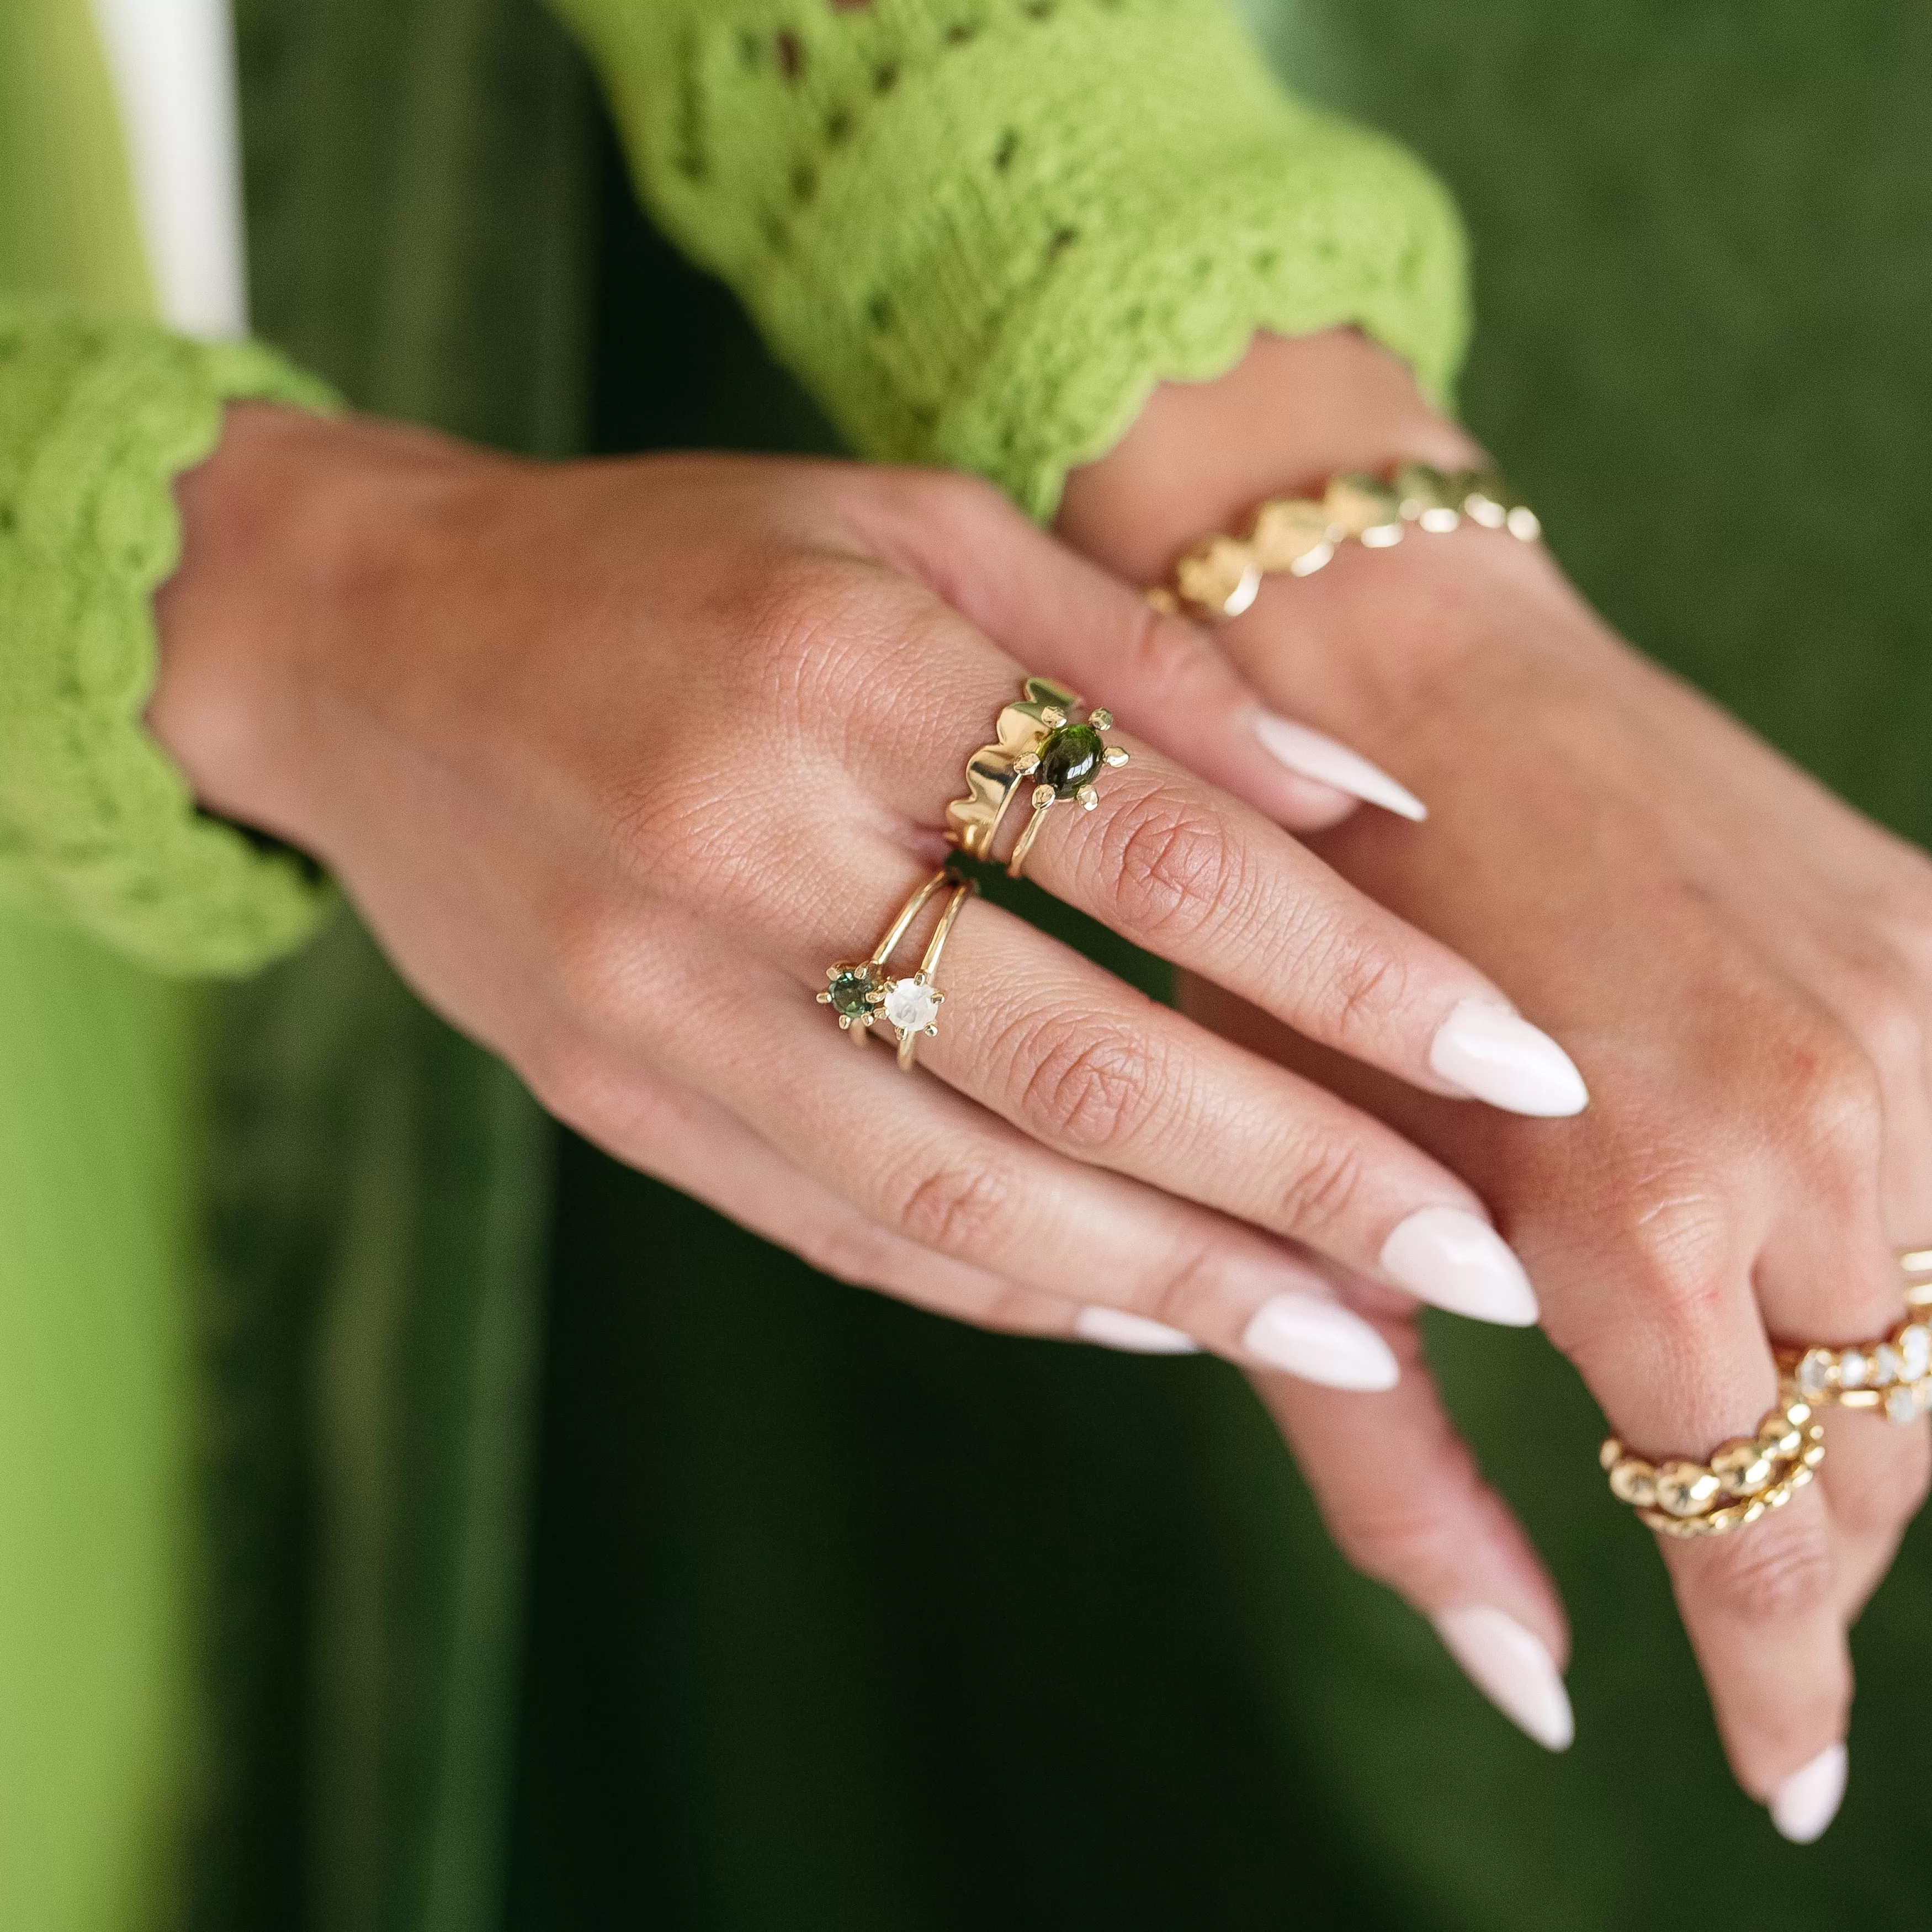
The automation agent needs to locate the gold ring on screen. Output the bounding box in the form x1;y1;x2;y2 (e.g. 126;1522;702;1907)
818;867;973;1070
1600;1393;1824;1539
1780;1316;1932;1425
945;676;1129;879
882;874;974;1071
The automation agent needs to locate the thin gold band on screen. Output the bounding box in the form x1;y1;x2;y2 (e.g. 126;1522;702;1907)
867;867;955;971
818;867;973;1069
894;877;975;1071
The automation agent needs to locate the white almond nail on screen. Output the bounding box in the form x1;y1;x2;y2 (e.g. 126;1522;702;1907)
1250;710;1427;822
1241;1293;1399;1389
1429;997;1589;1117
1074;1306;1201;1355
1770;1743;1847;1844
1380;1206;1540;1326
1432;1605;1574;1751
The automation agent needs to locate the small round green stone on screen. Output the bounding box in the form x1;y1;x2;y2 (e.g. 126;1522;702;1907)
827;968;879;1018
1036;721;1106;799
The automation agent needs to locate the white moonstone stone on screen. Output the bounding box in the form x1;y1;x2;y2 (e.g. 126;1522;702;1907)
1888;1384;1920;1425
883;977;940;1033
1840;1349;1870;1390
1873;1344;1902;1387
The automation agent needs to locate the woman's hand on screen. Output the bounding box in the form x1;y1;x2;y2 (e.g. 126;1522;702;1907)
150;406;1584;1406
1062;328;1932;1833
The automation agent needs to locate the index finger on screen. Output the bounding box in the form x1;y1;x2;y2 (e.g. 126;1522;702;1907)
1001;736;1589;1119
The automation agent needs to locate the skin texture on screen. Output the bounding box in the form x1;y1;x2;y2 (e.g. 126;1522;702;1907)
151;407;1549;1397
1059;327;1932;1822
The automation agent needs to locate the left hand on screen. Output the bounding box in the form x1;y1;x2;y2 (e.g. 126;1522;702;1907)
1058;327;1932;1833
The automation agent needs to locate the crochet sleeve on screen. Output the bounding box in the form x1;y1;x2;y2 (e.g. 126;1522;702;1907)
0;304;338;976
550;0;1469;518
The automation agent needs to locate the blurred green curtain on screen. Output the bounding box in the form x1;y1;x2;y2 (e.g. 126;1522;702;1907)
0;11;197;1932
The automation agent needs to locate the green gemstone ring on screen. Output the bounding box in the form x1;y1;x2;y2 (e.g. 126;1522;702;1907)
1005;702;1130;879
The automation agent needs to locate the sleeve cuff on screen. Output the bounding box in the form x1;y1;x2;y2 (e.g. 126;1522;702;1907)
582;0;1468;517
0;305;340;976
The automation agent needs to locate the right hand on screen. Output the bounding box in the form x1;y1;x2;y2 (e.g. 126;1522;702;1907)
150;407;1586;1401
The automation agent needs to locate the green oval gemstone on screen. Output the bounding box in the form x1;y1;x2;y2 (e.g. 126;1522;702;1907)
827;968;879;1018
1036;721;1106;799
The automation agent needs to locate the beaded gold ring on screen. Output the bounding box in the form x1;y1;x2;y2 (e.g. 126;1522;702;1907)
1600;1395;1824;1541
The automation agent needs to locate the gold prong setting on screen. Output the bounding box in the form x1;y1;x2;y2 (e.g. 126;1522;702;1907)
1005;700;1128;876
821;870;975;1072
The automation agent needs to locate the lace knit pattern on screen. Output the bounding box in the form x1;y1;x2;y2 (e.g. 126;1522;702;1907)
558;0;1469;517
0;305;337;975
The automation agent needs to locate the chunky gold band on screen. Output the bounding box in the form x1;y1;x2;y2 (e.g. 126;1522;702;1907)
1148;464;1542;620
945;676;1129;880
819;867;975;1070
1600;1394;1824;1540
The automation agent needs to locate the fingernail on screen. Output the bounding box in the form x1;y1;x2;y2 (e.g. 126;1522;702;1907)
1241;1293;1399;1389
1770;1743;1847;1844
1074;1306;1201;1355
1429;997;1589;1117
1249;709;1427;822
1381;1206;1539;1326
1431;1605;1574;1751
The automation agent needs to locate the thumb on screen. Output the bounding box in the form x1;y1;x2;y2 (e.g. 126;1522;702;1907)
856;468;1424;831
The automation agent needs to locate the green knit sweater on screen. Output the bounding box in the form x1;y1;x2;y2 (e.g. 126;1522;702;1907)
1;0;1466;976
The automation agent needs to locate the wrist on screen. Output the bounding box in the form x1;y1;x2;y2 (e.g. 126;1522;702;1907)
149;402;489;847
1055;327;1483;585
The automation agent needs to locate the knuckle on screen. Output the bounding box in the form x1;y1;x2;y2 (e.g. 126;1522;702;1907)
1882;852;1932;969
1009;1013;1167;1154
1330;1493;1464;1591
1134;1238;1228;1335
1614;1168;1740;1335
1271;1128;1372;1243
1104;791;1242;941
797;1215;903;1292
543;891;647;1038
1698;1513;1835;1626
913;465;1007;530
1297;919;1415;1053
519;1032;625;1143
893;1157;1017;1259
1775;1016;1883;1177
1839;959;1924;1074
1124;606;1222;694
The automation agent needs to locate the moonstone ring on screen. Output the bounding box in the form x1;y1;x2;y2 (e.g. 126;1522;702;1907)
819;867;976;1071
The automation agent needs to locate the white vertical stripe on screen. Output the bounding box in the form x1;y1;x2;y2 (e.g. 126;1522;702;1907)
88;0;249;337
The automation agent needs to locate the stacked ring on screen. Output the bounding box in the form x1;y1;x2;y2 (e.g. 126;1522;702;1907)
1779;1314;1932;1425
1600;1394;1824;1540
819;866;975;1072
946;676;1129;880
